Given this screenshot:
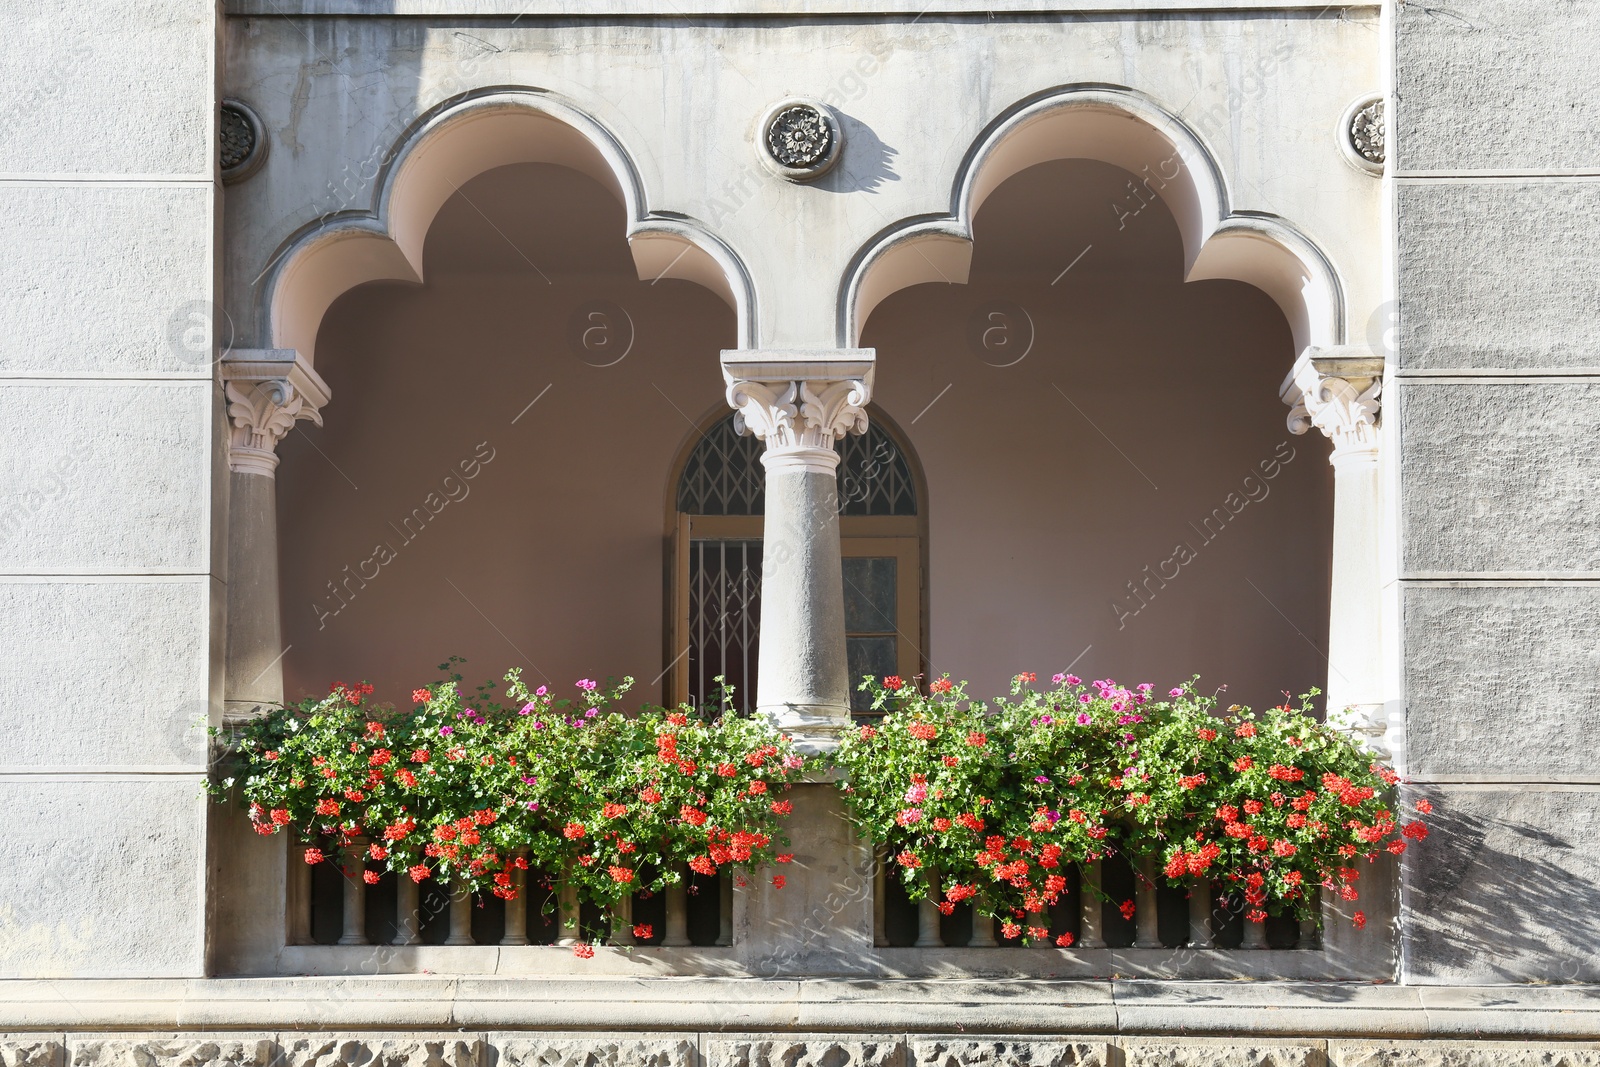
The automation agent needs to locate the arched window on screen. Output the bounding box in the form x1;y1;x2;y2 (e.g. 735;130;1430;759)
669;408;925;715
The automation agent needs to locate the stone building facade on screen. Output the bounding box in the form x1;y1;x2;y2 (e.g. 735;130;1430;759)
3;0;1600;1063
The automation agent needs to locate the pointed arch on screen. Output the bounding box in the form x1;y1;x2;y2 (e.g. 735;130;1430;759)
263;90;757;365
841;86;1344;354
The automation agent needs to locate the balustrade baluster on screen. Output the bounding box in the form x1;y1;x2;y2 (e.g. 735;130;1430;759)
500;851;529;946
663;873;690;946
1077;859;1106;949
1187;877;1213;949
1242;914;1268;950
611;889;636;946
872;850;888;947
717;875;732;946
1133;858;1161;948
394;873;422;945
915;866;943;947
968;894;998;947
445;882;474;945
557;880;581;946
337;839;368;946
288;842;312;945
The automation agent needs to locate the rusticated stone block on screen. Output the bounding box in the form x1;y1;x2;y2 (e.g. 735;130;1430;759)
911;1039;1106;1067
1122;1044;1315;1067
1330;1044;1600;1067
490;1036;694;1067
0;1040;63;1067
68;1036;273;1067
704;1038;902;1067
278;1036;480;1067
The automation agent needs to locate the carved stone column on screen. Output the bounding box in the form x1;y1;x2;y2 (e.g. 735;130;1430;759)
1281;347;1391;761
720;348;874;751
221;350;330;719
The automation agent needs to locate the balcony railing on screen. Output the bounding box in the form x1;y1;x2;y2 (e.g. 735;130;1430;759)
272;837;1360;981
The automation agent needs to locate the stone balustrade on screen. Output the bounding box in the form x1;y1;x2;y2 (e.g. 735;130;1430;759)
277;834;1357;981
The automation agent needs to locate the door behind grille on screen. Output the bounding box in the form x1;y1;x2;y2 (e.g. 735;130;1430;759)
686;538;762;717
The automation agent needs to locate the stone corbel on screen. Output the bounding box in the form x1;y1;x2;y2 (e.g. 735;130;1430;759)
1280;346;1385;468
221;349;332;478
721;349;875;473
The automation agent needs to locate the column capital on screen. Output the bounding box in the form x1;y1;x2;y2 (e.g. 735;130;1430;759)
1280;346;1385;469
720;349;875;474
221;349;332;478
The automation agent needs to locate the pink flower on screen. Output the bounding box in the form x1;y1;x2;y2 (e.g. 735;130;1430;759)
1169;688;1184;697
1079;694;1091;704
576;679;597;691
1052;673;1066;684
535;686;548;696
1076;712;1091;725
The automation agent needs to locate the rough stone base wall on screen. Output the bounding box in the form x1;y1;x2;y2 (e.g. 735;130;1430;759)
7;1034;1600;1067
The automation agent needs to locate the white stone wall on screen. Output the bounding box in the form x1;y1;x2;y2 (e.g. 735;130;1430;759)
0;0;218;977
1392;0;1600;983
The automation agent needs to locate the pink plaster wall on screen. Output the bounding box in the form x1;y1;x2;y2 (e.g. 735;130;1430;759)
278;160;1332;715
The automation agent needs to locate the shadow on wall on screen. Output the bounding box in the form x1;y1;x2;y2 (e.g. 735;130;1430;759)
1402;786;1600;983
862;157;1335;712
275;162;737;707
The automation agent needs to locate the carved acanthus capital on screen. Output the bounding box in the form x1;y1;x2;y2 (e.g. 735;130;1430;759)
1280;346;1385;468
221;349;332;478
721;349;875;475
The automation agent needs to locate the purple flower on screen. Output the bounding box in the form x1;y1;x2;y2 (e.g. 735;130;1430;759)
1034;775;1051;784
439;726;453;736
522;776;538;785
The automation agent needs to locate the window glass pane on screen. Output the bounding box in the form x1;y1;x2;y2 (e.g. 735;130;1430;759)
847;636;899;711
842;556;896;633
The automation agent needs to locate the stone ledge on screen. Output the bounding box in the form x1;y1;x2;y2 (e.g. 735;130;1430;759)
3;981;1600;1039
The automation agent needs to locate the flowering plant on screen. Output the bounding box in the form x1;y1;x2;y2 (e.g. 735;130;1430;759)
1127;681;1427;927
213;662;803;938
834;673;1427;940
500;670;803;911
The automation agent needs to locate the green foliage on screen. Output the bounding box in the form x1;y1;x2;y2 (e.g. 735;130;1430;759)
834;673;1428;942
213;662;803;933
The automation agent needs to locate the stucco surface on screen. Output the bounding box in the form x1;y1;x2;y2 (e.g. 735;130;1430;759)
0;382;211;573
1394;182;1600;370
275;160;1332;713
1402;585;1600;781
0;579;212;768
0;184;213;375
1397;382;1600;574
0;0;212;177
221;13;1382;350
1395;0;1600;172
1400;786;1600;984
0;778;205;978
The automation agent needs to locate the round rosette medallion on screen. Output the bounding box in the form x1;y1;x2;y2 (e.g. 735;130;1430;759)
758;98;843;181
